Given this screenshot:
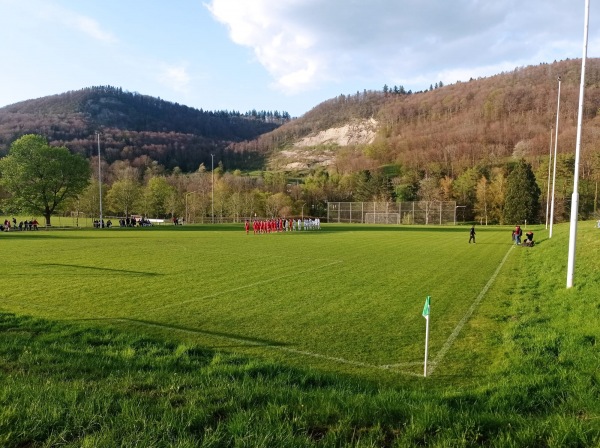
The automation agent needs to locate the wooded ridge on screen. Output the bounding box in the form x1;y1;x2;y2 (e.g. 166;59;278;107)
0;86;290;172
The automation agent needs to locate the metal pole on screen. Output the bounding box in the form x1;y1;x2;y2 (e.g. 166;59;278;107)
549;77;561;239
97;133;103;228
211;154;214;224
545;128;553;229
185;192;189;224
567;0;590;288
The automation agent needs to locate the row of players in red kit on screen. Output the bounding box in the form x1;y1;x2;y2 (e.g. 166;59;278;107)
244;218;321;234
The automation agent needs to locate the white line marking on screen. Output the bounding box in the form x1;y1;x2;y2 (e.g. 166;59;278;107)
380;362;426;368
152;260;344;311
106;318;423;376
428;245;514;375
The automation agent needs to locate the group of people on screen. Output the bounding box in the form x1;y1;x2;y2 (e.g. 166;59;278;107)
1;218;39;231
92;217;157;228
118;217;154;227
512;225;534;246
93;219;113;228
468;224;534;246
246;217;321;234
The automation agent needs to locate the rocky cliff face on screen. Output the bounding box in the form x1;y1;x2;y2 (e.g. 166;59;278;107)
269;118;378;170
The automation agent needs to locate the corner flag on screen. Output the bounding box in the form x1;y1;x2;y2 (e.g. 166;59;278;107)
422;296;431;377
422;296;430;319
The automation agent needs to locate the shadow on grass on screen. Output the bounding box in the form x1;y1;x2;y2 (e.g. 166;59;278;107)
0;232;67;239
79;317;288;347
37;263;161;277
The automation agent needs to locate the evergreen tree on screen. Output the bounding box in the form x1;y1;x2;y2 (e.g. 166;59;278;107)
503;160;541;224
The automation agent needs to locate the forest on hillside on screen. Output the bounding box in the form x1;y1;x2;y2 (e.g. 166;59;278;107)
224;59;600;223
0;86;290;171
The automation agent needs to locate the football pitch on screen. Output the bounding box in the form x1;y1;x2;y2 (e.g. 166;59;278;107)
0;224;516;378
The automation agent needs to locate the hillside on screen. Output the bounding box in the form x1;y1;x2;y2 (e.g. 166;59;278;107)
4;60;600;178
0;86;290;171
231;58;600;177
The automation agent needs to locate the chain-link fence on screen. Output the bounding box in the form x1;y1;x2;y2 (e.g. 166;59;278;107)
327;201;459;225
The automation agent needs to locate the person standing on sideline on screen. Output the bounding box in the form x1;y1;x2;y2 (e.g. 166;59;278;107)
469;225;476;244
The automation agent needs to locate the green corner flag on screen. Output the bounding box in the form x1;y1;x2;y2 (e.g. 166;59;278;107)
422;296;430;319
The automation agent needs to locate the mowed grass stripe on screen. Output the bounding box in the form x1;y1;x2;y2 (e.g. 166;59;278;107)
0;224;513;374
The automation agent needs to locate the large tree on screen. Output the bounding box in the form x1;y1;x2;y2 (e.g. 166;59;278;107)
0;134;91;226
143;176;175;218
503;159;541;225
106;178;142;218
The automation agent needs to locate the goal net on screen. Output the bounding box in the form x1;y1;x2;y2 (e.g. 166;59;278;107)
364;212;400;224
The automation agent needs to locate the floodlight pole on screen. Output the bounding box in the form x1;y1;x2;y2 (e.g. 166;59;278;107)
211;154;214;224
545;128;553;229
549;77;561;239
97;132;103;228
567;0;590;288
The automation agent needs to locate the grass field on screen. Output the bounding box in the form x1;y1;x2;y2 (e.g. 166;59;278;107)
2;223;513;378
1;222;599;446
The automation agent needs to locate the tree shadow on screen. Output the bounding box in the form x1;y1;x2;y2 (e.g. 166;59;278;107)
37;263;161;277
79;317;289;347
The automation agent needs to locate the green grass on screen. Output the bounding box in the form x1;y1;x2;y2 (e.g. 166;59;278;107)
1;223;599;446
1;224;511;379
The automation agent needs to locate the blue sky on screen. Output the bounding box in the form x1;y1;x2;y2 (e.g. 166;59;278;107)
1;0;599;117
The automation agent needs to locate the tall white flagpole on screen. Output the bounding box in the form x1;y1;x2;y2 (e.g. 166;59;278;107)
549;77;561;239
97;132;103;228
422;296;430;377
545;128;553;229
567;0;590;288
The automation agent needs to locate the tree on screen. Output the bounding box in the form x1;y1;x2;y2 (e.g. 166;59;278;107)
0;134;90;226
503;160;541;224
417;176;441;224
265;192;292;217
143;176;174;218
474;176;490;225
453;167;480;220
78;180;104;219
487;168;507;224
106;178;142;217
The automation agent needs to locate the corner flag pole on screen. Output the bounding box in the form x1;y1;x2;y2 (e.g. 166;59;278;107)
422;296;431;377
567;0;590;288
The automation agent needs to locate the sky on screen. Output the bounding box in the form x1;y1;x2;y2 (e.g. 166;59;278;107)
1;0;599;118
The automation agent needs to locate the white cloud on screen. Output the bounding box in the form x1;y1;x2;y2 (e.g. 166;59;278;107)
26;1;118;44
66;14;117;44
158;64;192;94
206;0;326;92
206;0;596;93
